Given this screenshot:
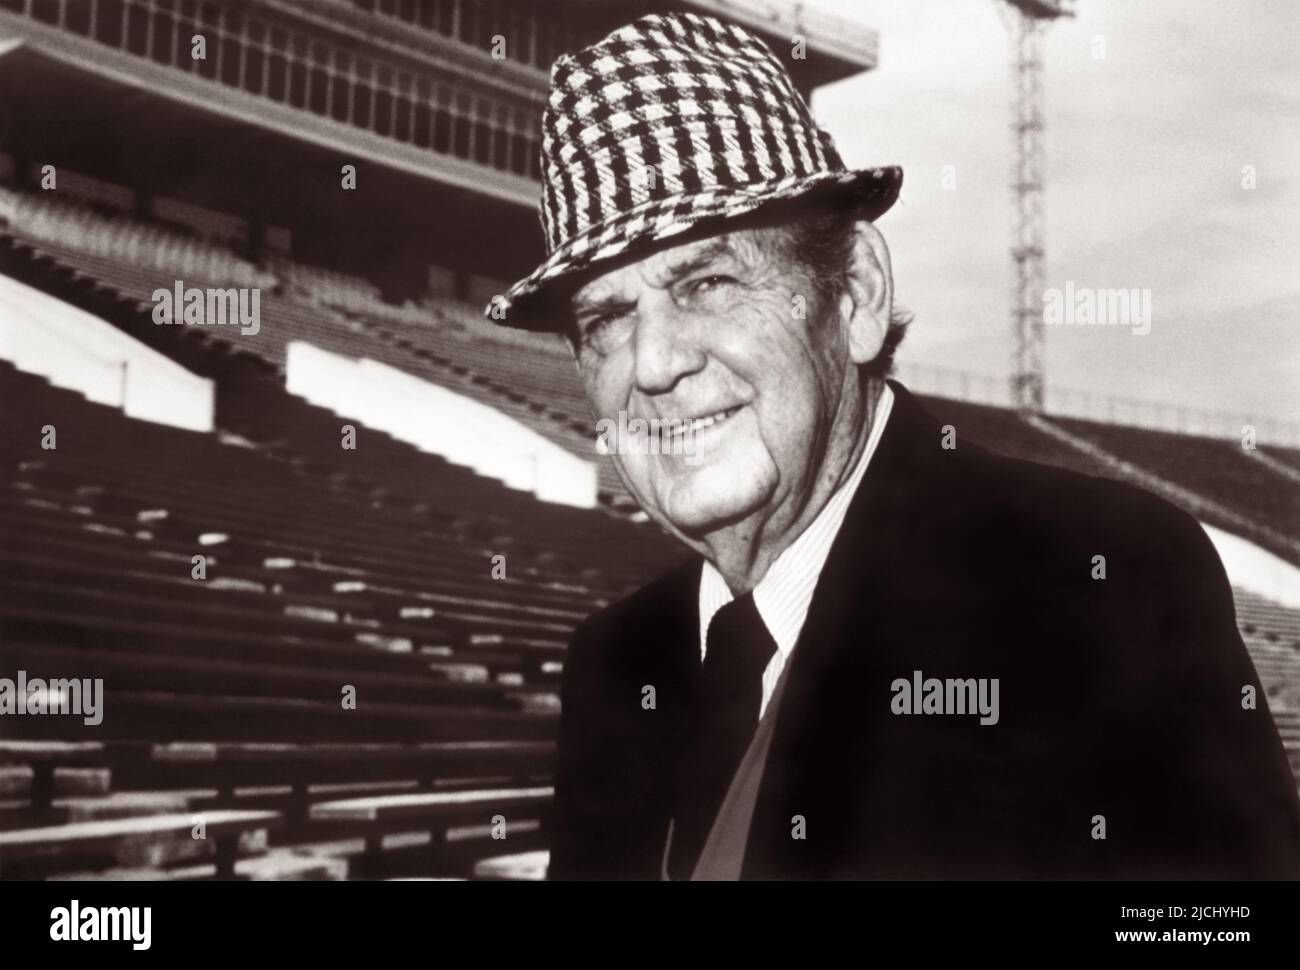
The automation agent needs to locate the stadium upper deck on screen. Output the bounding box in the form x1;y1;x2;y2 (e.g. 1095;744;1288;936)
0;0;879;306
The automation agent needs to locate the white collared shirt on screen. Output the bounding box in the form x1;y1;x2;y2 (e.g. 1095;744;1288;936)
697;384;894;721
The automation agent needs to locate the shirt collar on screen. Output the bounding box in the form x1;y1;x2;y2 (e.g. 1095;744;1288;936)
698;383;895;660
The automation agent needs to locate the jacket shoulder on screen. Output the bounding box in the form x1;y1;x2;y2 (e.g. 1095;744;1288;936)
951;438;1217;569
572;554;700;650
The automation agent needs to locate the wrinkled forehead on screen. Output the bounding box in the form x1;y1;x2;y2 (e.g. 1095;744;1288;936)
570;225;781;310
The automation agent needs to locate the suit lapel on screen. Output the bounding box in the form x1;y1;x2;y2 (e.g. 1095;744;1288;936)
741;382;942;877
624;557;704;874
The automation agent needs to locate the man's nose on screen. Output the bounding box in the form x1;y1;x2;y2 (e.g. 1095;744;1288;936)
631;299;706;395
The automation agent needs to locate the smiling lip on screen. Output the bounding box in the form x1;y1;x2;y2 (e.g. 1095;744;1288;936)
667;405;743;438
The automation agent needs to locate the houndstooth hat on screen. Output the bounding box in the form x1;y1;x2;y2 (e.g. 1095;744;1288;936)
487;11;903;330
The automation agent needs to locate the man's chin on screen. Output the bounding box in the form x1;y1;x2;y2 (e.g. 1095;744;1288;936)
655;479;767;537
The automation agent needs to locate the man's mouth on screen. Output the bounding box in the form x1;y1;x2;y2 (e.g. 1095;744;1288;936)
669;405;743;438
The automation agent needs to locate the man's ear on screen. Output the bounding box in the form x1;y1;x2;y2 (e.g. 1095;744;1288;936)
841;219;893;366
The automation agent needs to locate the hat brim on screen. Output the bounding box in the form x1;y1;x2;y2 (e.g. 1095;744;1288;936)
487;165;902;332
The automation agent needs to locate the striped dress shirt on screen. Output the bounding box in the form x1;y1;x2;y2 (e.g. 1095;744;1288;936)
697;383;895;721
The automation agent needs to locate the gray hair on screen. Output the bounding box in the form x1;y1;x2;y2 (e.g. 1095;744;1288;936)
759;200;911;379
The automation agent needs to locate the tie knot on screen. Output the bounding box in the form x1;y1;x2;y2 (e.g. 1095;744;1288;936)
669;590;776;879
703;592;777;695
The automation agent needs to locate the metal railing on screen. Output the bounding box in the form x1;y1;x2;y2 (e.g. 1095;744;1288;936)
895;361;1300;449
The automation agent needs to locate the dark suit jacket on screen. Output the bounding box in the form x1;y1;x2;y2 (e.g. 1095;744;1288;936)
549;382;1300;879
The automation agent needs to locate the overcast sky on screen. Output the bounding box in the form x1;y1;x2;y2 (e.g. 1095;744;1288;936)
809;0;1298;428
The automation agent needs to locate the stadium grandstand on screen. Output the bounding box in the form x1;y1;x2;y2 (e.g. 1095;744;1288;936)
0;0;1296;881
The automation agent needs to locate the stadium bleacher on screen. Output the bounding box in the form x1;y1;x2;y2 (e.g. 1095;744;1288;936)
1053;416;1300;563
0;196;635;507
0;356;682;878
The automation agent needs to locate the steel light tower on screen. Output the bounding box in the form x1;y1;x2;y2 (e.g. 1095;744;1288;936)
998;0;1074;411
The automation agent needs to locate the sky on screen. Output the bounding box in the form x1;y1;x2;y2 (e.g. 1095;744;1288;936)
807;0;1298;430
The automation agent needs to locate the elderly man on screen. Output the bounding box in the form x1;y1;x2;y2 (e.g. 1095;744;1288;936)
487;12;1299;880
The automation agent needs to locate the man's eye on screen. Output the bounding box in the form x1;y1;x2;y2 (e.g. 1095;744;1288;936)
579;311;634;353
583;313;619;339
692;275;736;294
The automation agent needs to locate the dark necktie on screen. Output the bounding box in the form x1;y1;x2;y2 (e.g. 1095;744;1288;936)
668;591;777;879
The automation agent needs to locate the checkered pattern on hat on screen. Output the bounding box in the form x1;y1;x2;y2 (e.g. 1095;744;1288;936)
489;11;902;328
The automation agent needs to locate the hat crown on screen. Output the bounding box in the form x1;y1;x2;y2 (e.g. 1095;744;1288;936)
538;12;845;256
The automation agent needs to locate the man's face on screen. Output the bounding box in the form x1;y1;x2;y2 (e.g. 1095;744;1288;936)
570;223;854;539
